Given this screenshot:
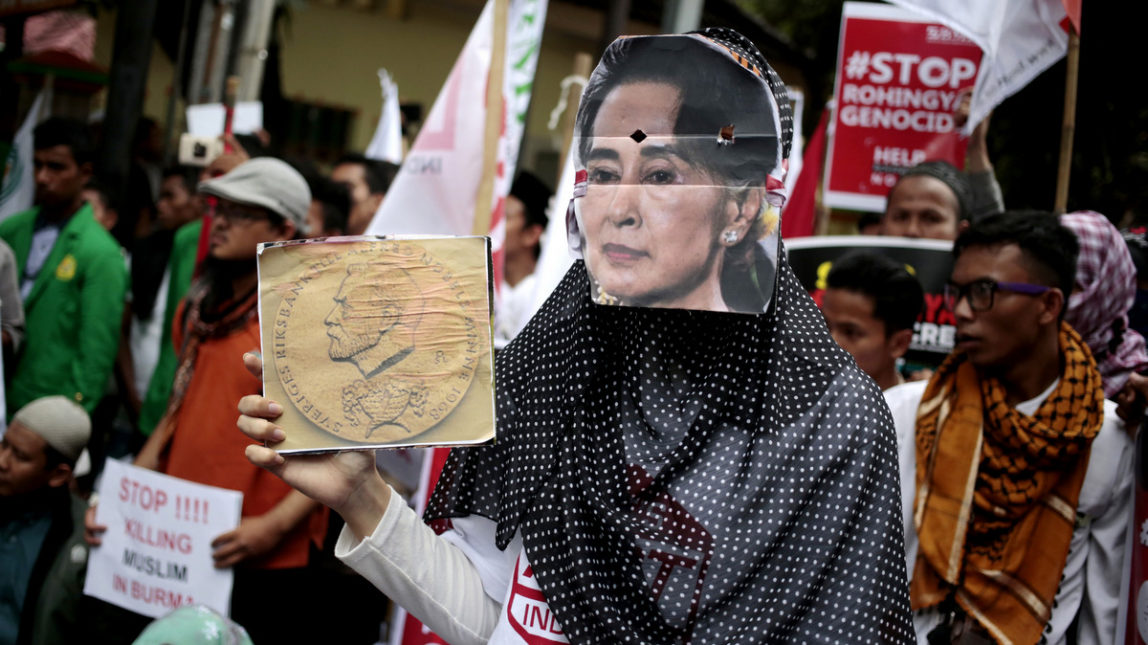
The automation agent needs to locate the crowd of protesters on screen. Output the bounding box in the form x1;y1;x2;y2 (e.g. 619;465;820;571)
1;26;1147;645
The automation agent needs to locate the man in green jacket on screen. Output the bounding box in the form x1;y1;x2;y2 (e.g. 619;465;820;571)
137;217;201;434
0;118;127;417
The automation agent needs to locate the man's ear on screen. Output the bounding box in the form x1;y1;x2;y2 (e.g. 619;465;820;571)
523;223;544;248
47;463;73;489
366;192;385;215
78;161;94;183
888;328;914;360
1040;288;1065;325
957;219;970;235
278;220;298;241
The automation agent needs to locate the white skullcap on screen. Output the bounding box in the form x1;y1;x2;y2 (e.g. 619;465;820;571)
11;396;91;462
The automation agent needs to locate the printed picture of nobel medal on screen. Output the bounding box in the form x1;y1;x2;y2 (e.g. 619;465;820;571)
257;237;495;453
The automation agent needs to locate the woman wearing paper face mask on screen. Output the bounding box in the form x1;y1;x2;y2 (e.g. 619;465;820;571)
572;35;785;313
237;30;913;645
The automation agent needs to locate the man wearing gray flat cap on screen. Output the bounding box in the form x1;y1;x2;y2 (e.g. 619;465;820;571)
0;396;92;645
94;157;326;643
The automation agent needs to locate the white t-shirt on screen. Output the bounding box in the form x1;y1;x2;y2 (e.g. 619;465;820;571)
885;379;1133;645
129;265;171;399
493;274;537;351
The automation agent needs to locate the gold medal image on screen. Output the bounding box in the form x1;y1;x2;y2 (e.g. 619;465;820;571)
258;237;496;453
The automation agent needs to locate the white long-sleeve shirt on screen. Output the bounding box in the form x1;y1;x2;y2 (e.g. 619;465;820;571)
885;379;1133;645
336;493;568;644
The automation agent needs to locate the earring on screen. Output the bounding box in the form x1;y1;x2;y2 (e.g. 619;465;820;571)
722;229;739;246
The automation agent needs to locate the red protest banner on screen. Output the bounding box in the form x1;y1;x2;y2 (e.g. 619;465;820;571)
824;2;983;212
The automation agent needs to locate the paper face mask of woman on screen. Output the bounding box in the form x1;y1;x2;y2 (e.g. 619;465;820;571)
571;34;788;314
581;82;763;311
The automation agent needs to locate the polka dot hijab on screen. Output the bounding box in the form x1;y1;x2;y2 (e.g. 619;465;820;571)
426;30;913;644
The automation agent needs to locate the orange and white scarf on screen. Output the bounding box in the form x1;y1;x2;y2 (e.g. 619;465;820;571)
912;321;1104;644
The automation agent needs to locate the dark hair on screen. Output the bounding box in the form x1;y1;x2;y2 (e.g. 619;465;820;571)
953;211;1079;306
33;117;95;166
575;34;784;310
42;442;72;470
161;165;198;194
510;171;552;229
827;252;925;334
576;36;779;190
312;177;352;234
889;160;972;223
234;132;270;159
83;176;118;213
289;159;350;235
1125;228;1148;278
857;212;882;233
335;153;398;195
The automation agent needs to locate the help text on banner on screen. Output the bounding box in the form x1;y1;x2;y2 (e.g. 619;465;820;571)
83;460;243;619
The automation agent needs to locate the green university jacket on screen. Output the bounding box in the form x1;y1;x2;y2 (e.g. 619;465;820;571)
0;203;127;414
138;218;202;434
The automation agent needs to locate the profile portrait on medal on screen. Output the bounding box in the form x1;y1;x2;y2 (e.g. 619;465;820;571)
325;262;429;437
571;35;786;314
261;237;487;448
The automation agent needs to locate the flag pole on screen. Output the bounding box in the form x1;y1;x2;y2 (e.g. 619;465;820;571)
472;0;510;236
557;52;594;183
1053;28;1080;215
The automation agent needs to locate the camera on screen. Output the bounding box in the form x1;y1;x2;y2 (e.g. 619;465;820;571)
177;134;224;167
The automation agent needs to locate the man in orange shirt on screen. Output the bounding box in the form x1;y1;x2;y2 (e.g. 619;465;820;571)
89;158;326;642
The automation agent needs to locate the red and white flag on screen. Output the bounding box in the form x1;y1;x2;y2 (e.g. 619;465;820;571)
366;0;547;297
781;105;829;240
388;447;454;645
372;3;549;644
884;0;1075;134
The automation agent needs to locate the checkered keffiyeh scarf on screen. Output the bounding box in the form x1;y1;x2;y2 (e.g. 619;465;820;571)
1061;211;1148;397
912;322;1104;644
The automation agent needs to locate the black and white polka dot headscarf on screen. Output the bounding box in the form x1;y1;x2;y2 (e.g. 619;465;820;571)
426;30;913;644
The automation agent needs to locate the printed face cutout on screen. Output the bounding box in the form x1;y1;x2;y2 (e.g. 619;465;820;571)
570;35;787;314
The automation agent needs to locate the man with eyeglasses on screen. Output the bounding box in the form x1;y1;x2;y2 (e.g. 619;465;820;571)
884;213;1132;644
86;157;328;643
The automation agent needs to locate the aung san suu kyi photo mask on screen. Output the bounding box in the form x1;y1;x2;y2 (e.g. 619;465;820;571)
567;33;792;315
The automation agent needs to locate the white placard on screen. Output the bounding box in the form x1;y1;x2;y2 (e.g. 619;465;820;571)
83;460;243;618
186;102;264;137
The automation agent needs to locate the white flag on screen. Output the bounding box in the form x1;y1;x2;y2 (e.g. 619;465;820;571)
526;144;575;321
365;0;548;240
884;0;1070;134
365;68;404;164
0;92;45;222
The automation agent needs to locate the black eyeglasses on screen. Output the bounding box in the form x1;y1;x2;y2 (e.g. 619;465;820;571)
943;278;1051;312
214;201;271;224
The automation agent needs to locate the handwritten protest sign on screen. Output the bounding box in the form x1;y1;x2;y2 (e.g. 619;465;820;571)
824;2;983;212
786;236;954;367
84;460;243;618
